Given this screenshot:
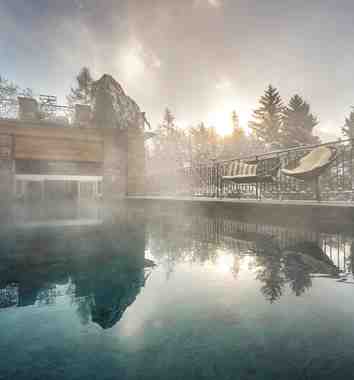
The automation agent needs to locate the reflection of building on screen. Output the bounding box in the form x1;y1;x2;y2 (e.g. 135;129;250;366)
0;210;152;329
0;75;146;201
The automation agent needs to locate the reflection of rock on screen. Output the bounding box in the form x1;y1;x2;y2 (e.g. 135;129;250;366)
91;268;147;329
0;209;150;329
87;256;155;329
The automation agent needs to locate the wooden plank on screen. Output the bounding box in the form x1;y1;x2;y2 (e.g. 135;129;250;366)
15;135;103;162
0;146;11;159
15;159;102;176
0;119;103;142
0;134;12;146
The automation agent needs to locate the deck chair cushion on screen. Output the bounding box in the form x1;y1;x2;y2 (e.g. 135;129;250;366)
281;146;334;177
224;161;257;179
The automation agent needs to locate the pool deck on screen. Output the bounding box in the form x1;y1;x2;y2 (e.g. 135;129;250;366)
127;195;354;208
126;195;354;230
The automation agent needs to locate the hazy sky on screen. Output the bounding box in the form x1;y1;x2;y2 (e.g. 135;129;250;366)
2;0;354;139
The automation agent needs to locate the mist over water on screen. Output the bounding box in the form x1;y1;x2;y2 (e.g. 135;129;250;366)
1;200;354;379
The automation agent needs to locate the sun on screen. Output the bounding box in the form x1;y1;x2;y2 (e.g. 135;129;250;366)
207;108;251;137
122;51;145;81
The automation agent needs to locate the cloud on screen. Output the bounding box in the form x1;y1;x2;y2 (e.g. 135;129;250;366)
194;0;222;8
208;0;222;7
216;79;232;90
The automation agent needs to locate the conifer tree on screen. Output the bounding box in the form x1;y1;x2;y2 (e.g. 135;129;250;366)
342;107;354;140
190;122;218;163
221;110;246;159
250;85;283;147
152;108;189;170
67;67;94;106
282;94;319;147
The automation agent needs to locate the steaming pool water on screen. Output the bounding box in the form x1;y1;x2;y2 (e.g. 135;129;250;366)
1;201;354;379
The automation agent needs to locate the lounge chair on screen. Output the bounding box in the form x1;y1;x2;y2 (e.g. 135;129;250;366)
222;158;280;199
281;146;337;201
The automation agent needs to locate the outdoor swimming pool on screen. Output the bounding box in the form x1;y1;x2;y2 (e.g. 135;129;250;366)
1;201;354;379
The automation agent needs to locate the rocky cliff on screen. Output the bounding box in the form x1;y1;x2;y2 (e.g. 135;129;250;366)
91;74;143;130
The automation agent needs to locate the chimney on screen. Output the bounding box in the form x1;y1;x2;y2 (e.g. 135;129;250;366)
75;104;91;127
18;97;39;120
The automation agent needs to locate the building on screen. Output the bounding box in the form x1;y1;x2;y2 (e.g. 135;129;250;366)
0;75;146;202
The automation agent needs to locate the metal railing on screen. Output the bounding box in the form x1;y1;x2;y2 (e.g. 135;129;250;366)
146;138;354;202
0;97;74;124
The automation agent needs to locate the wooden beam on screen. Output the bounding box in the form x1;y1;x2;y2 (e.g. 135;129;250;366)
15;135;103;162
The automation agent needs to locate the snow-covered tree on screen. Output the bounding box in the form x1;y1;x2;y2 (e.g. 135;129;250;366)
190;122;219;164
67;67;94;106
250;85;283;148
282;94;319;147
342;107;354;140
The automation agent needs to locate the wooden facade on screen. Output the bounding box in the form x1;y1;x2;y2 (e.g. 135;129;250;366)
0;117;142;200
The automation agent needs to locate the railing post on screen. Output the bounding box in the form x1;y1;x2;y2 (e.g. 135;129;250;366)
255;156;259;200
351;138;354;202
216;161;220;198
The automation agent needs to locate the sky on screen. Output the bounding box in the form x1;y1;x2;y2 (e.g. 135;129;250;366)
1;0;354;139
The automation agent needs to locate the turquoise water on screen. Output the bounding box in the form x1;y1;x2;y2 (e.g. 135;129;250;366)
1;203;354;379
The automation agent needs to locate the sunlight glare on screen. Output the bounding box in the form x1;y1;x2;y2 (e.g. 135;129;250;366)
215;251;235;273
121;47;145;81
207;107;250;137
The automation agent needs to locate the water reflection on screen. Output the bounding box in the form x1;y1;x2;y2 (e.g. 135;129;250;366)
0;202;154;329
146;213;343;303
1;201;354;322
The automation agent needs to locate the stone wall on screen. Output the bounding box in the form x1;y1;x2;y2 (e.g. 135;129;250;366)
102;129;127;200
127;126;145;195
0;134;14;202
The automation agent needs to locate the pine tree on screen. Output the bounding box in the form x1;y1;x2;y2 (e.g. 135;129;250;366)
221;110;246;159
190;122;214;163
152;108;189;170
67;67;94;106
282;94;319;147
162;108;175;131
342;107;354;140
250;85;283;147
231;110;239;131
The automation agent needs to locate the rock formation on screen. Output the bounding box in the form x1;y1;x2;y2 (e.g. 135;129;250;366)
91;74;144;130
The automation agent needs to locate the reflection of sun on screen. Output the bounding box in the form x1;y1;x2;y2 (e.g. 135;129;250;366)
215;252;235;273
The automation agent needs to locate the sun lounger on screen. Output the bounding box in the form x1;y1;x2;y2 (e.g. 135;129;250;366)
222;158;280;198
281;146;337;200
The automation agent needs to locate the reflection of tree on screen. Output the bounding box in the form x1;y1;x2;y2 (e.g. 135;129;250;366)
146;217;219;279
232;255;241;279
283;253;312;296
256;255;285;303
252;238;337;302
349;242;354;274
146;215;341;303
251;237;285;303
